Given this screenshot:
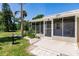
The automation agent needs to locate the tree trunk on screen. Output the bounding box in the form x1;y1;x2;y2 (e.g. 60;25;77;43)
20;3;24;37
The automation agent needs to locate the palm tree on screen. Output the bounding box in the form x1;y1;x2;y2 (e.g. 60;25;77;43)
15;3;27;37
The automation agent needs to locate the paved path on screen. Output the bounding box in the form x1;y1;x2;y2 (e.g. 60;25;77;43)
29;37;79;56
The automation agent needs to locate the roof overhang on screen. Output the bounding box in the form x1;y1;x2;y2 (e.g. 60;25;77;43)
30;9;79;22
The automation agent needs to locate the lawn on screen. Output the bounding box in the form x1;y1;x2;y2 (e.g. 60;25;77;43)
0;31;32;56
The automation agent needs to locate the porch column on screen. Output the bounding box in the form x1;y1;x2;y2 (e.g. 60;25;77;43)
43;21;45;36
31;22;32;29
75;15;78;47
75;15;77;41
51;19;53;38
35;22;36;33
62;17;64;37
40;22;41;34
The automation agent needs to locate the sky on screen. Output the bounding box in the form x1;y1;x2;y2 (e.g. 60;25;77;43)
1;3;79;20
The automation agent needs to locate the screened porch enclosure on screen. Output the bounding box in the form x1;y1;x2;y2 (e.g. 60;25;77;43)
45;21;51;37
31;16;75;37
53;18;62;36
53;16;75;37
36;22;40;33
31;22;43;34
32;22;35;32
36;22;43;34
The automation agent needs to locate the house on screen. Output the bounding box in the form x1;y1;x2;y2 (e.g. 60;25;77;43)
30;9;79;49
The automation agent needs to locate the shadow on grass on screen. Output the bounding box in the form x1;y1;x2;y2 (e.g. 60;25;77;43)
12;42;20;45
0;47;2;50
0;36;21;43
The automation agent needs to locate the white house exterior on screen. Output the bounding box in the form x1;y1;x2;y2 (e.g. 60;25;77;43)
30;9;79;48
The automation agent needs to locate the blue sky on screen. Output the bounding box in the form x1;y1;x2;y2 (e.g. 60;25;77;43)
1;3;79;20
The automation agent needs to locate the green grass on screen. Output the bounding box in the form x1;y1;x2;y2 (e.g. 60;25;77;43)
0;32;32;56
0;31;21;37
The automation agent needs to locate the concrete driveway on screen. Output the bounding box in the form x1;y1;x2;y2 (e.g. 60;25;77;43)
29;37;79;56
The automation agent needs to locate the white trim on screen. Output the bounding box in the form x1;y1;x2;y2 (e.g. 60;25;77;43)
75;15;78;43
43;21;45;36
51;18;53;38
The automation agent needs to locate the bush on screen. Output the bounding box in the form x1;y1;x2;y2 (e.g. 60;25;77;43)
27;33;35;38
26;28;36;38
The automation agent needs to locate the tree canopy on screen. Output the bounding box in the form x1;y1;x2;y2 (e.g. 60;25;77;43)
1;3;16;32
0;11;4;31
15;9;27;30
0;3;27;33
32;14;44;20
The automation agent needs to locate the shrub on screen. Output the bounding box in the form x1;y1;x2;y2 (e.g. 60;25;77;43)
26;28;36;38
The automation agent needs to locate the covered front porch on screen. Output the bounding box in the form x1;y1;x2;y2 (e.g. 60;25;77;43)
31;16;77;43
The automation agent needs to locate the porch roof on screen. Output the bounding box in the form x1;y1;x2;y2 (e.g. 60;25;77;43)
30;9;79;22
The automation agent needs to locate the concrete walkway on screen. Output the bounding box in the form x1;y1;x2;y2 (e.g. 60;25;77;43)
29;37;79;56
